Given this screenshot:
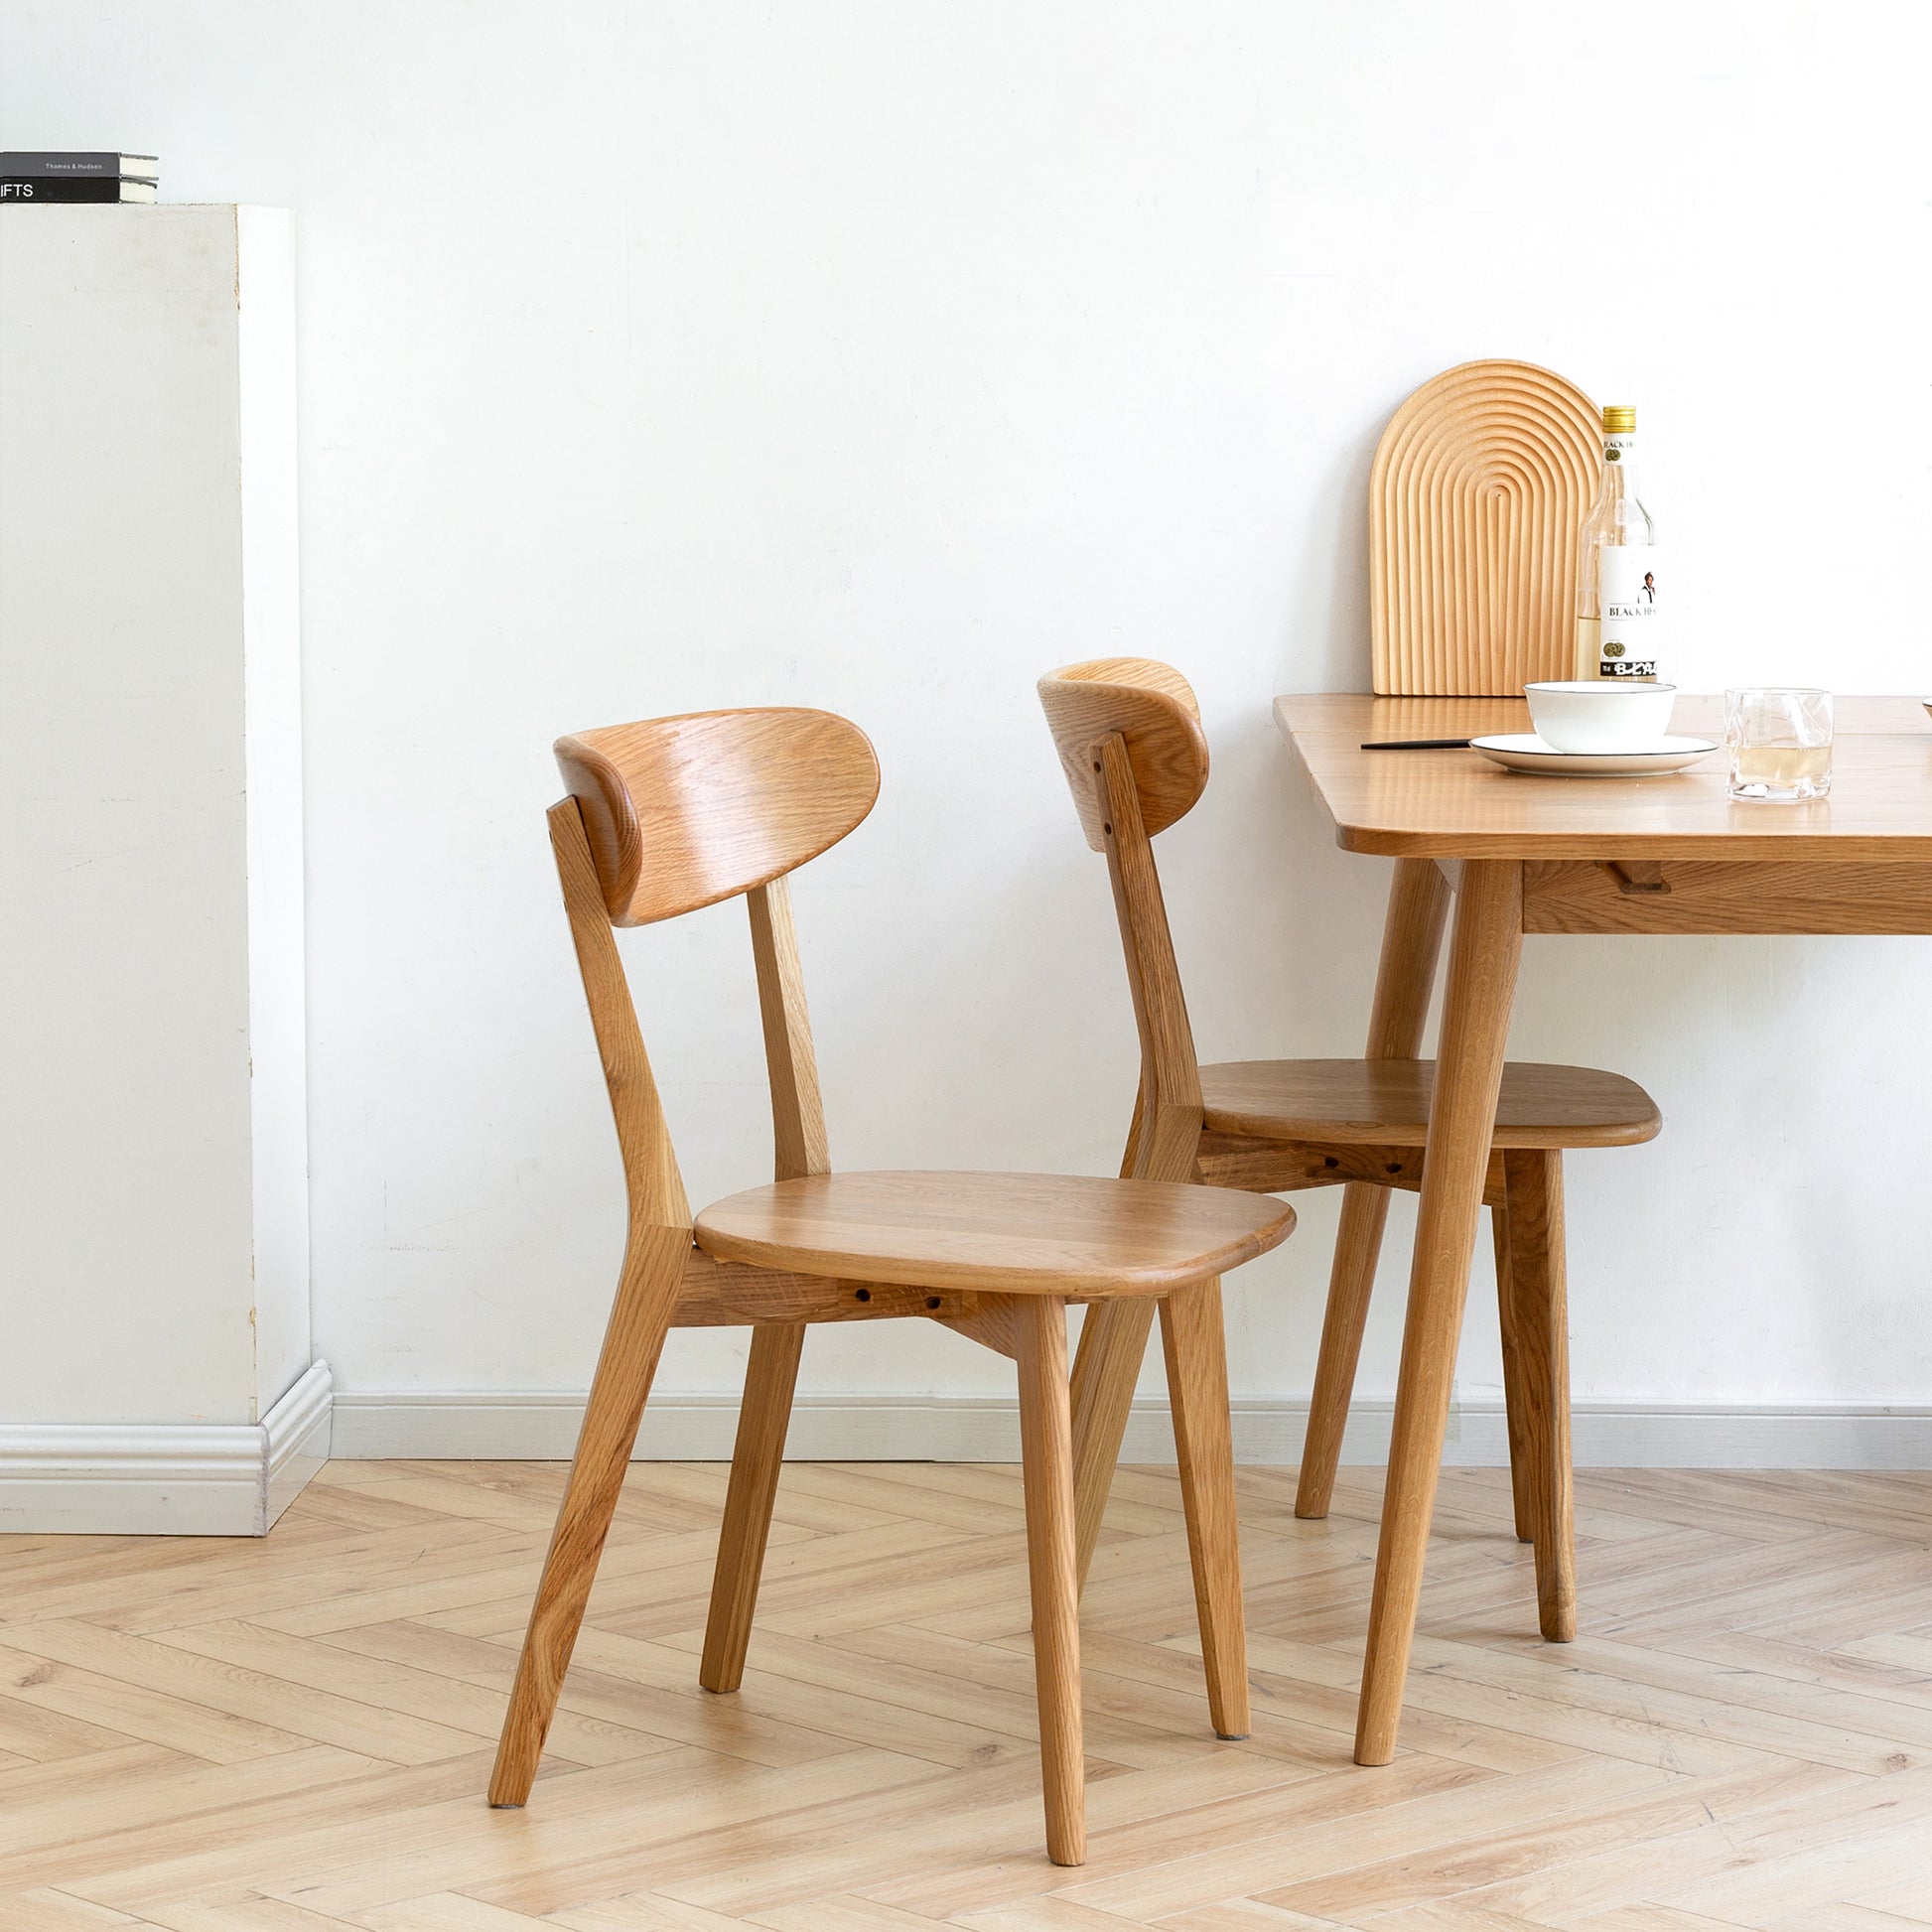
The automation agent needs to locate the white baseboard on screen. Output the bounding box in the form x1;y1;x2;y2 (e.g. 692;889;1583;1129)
328;1386;1932;1471
0;1361;333;1537
22;1369;1924;1540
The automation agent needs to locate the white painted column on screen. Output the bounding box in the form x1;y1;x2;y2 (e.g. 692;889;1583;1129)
0;206;324;1533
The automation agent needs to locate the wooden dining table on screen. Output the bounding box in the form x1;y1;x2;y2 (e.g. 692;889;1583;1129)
1275;691;1932;1765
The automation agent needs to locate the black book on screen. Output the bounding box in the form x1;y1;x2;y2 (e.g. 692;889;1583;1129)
0;177;158;204
0;150;158;179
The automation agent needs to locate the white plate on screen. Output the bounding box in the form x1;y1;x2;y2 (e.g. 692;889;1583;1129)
1469;733;1719;777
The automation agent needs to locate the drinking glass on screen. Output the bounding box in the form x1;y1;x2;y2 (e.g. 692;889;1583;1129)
1725;688;1833;802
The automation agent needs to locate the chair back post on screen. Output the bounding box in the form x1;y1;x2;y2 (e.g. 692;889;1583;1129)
1093;732;1204;1183
1037;658;1211;1185
548;797;693;1235
746;875;832;1180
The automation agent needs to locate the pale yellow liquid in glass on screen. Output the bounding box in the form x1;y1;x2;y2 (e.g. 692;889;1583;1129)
1730;744;1832;788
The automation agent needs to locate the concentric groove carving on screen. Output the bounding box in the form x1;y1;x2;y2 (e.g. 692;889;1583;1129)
1370;359;1602;695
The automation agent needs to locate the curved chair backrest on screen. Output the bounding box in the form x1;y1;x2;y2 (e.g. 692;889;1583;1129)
1370;358;1601;696
555;708;881;926
1036;658;1209;852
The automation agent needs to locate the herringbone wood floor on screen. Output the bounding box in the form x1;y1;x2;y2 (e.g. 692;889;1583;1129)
6;1459;1932;1929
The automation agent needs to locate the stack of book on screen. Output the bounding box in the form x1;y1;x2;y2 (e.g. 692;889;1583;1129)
0;152;158;204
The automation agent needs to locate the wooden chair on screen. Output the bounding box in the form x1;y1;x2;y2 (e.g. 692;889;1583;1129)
487;705;1297;1866
1037;659;1662;1647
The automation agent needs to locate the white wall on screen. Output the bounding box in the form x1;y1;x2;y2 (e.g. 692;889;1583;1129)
7;1;1932;1451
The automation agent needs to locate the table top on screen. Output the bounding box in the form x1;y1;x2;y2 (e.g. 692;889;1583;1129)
1275;695;1932;861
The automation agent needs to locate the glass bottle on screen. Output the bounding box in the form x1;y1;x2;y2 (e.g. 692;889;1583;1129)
1574;404;1661;681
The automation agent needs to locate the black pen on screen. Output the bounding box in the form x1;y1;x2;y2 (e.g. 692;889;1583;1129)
1359;737;1472;751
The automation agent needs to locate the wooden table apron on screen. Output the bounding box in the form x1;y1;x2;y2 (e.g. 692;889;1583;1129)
1275;694;1932;1765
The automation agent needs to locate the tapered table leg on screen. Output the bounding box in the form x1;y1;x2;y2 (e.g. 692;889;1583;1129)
1354;859;1523;1766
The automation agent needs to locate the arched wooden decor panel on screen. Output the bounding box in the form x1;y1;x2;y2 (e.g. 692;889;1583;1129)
1370;359;1602;696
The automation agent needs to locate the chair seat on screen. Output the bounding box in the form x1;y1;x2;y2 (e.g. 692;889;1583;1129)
1200;1058;1660;1150
694;1170;1296;1297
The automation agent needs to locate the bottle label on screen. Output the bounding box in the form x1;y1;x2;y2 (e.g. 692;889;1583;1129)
1599;544;1660;679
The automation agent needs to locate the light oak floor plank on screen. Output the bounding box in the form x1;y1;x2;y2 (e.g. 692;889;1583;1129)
0;1890;152;1930
5;1463;1932;1926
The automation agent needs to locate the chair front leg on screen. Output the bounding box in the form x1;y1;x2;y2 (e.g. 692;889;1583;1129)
1014;1294;1085;1867
1498;1149;1576;1642
1492;1189;1537;1544
489;1225;687;1806
1161;1279;1249;1738
1303;855;1450;1523
1295;1180;1391;1519
700;1320;806;1693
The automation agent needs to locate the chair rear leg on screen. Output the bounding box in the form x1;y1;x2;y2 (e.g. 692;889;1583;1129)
1161;1279;1249;1739
1493;1191;1537;1544
489;1228;686;1806
1296;1180;1391;1518
1015;1294;1085;1867
1499;1150;1576;1642
700;1321;806;1693
1068;1297;1157;1589
1065;1088;1164;1590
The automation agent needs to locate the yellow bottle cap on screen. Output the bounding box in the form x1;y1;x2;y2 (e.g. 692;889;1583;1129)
1601;405;1636;432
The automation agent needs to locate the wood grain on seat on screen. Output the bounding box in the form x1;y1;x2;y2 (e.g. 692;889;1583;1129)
1200;1058;1661;1150
695;1170;1295;1296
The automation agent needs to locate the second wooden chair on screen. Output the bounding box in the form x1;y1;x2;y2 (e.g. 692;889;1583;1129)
1037;657;1662;1645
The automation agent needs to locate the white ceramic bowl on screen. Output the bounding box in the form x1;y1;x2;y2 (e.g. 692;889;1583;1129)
1524;680;1677;755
